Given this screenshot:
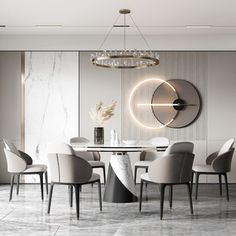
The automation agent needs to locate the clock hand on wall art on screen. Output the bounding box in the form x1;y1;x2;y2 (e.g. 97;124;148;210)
129;79;201;129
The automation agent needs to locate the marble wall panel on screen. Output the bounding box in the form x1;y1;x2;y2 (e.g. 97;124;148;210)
25;52;79;182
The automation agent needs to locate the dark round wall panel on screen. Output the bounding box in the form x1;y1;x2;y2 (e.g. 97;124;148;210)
151;79;201;128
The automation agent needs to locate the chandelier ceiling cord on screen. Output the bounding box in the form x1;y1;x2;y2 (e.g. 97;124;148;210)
90;9;160;69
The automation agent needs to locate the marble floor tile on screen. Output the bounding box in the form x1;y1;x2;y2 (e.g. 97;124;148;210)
0;183;236;235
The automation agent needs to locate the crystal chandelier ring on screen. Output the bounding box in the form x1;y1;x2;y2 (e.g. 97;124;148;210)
90;9;159;69
91;54;160;69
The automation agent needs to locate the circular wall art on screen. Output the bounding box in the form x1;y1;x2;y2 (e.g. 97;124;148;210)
151;79;201;128
128;78;178;129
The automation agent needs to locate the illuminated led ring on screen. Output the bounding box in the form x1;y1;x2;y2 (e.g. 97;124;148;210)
128;78;177;129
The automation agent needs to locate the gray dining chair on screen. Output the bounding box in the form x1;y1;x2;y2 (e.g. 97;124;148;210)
3;139;48;201
70;137;106;184
192;138;235;201
139;142;194;220
47;142;102;219
134;137;169;184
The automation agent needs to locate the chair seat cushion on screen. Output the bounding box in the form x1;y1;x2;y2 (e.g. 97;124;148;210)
140;173;154;183
134;161;152;167
88;173;100;183
24;164;47;173
192;164;215;173
88;161;105;167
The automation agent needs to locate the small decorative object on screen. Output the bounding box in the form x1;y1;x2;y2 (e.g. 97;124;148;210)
94;127;104;145
110;129;116;145
89;100;117;144
114;132;120;146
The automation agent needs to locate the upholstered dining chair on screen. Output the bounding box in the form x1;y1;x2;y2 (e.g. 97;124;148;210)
134;137;169;184
139;142;194;220
70;137;106;184
192;138;235;201
47;142;102;219
3;139;48;201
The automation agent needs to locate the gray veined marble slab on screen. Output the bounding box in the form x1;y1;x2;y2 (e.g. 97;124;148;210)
1;184;236;235
24;52;79;183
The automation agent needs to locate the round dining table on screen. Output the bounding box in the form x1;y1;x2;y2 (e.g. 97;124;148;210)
72;142;167;203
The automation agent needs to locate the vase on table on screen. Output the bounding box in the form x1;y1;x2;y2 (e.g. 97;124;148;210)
94;127;104;144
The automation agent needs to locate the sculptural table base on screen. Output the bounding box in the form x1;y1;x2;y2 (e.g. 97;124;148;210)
103;153;138;203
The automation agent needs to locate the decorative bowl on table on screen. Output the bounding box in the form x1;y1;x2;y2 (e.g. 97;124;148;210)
122;140;137;145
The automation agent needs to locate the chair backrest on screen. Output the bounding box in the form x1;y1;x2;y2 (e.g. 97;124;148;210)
218;138;235;157
140;137;169;161
47;142;92;184
148;137;169;146
3;139;33;165
212;148;235;173
47;142;74;155
3;139;21;156
164;142;194;155
148;142;194;184
70;137;100;161
3;148;27;173
70;137;89;144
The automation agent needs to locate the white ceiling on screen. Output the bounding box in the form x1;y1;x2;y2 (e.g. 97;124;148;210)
1;0;236;35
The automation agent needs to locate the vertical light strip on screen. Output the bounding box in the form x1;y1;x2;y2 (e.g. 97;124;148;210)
20;51;25;151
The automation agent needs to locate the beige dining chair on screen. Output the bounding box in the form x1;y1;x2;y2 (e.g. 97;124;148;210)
70;137;106;184
192;138;235;201
139;142;194;220
3;139;48;201
134;137;169;184
47;142;102;219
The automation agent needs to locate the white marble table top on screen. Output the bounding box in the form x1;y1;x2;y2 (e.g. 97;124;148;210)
72;141;167;153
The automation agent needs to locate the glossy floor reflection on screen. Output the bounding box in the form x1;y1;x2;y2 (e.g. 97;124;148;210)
0;183;236;235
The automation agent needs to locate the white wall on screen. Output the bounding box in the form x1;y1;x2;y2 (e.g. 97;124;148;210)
1;34;236;50
0;51;236;184
24;52;79;183
80;52;122;183
0;52;21;183
207;52;236;183
79;52;236;183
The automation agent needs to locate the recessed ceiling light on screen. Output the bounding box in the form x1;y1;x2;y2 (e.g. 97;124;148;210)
35;24;62;28
186;25;212;29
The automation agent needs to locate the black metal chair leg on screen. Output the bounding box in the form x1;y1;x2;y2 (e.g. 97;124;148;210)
9;174;15;201
187;183;194;215
190;171;194;194
47;183;54;214
98;180;102;211
16;175;20;195
139;180;144;212
69;185;73;207
219;174;222;196
195;173;200;200
134;166;138;185
169;185;173;208
103;166;106;185
45;172;48;195
39;173;44;201
224;173;229;201
160;184;166;220
145;167;148;188
74;185;80;219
